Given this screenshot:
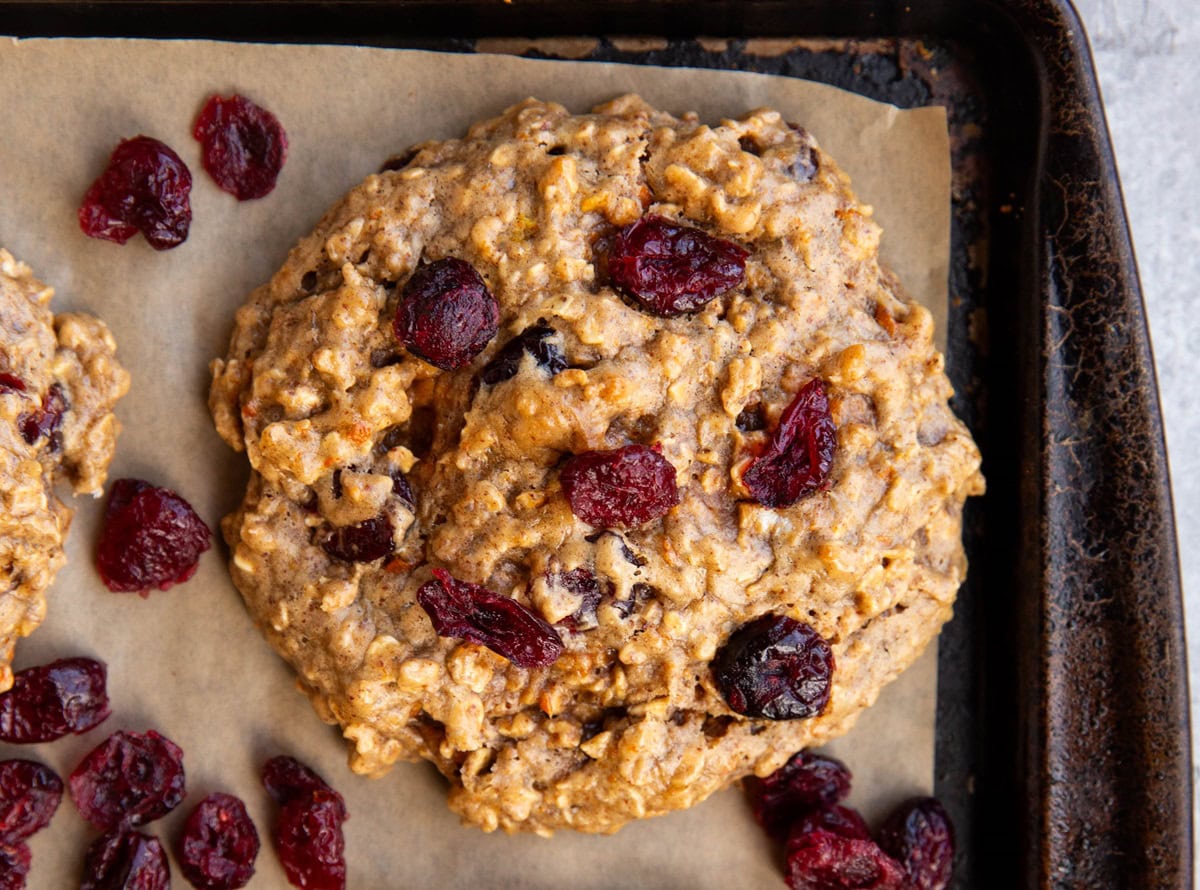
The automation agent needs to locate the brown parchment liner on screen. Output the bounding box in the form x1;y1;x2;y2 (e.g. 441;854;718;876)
0;38;950;888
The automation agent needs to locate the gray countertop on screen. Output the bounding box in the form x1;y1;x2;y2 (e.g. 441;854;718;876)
1070;0;1198;852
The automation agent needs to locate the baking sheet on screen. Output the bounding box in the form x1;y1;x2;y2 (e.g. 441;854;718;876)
0;39;950;888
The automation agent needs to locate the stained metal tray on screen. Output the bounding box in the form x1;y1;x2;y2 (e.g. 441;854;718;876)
3;1;1190;887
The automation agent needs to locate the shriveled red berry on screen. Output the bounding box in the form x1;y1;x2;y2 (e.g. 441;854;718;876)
747;750;852;839
319;515;394;563
261;756;347;890
0;843;30;890
178;792;260;890
0;760;62;844
742;379;837;508
877;796;955;890
786;830;906;890
0;374;26;394
96;478;212;594
81;830;170;890
713;614;834;720
417;568;563;668
480;323;566;385
261;756;344;816
560;444;679;529
18;383;67;447
393;258;499;370
79;136;192;250
0;657;111;743
193;94;289;200
547;568;605;631
787;806;872;846
69;730;186;831
608;215;748;317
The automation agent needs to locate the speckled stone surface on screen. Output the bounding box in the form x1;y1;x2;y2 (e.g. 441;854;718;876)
1073;0;1200;849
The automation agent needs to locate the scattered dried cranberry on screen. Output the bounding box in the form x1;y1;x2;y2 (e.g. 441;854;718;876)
193;94;289;200
393;258;499;371
79;136;192;250
607;215;748;317
785;830;906;890
69;730;186;831
747;750;852;839
560;444;679;529
261;757;345;815
0;657;111;743
96;478;212;594
81;830;171;890
417;568;564;668
786;806;872;846
742;379;837;508
319;515;394;563
877;797;955;890
480;323;566;385
548;568;605;631
178;792;260;890
261;757;347;890
0;843;30;890
713;614;834;720
0;760;62;844
0;374;25;394
18;383;67;447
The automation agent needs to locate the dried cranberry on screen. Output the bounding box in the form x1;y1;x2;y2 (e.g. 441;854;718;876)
560;445;679;529
193;94;289;200
319;515;394;563
96;478;212;594
0;657;111;743
178;792;260;890
742;379;837;508
69;730;186;831
0;760;62;844
786;806;872;846
79;136;192;250
877;797;955;890
417;568;563;668
0;374;25;394
0;843;30;890
261;757;347;890
607;215;748;317
393;258;499;371
747;750;852;839
479;323;566;385
713;614;834;720
18;383;67;447
81;830;170;890
261;757;345;816
786;830;906;890
391;471;414;506
274;796;346;890
548;569;605;631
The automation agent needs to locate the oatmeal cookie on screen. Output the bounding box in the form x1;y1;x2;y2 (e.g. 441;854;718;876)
210;96;984;835
0;249;129;690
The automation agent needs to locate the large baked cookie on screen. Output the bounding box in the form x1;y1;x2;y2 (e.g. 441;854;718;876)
210;96;984;835
0;249;129;691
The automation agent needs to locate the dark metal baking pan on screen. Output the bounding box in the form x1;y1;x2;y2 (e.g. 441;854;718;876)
3;1;1190;887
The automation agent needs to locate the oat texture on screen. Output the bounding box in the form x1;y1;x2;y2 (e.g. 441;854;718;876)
210;96;984;835
0;249;129;691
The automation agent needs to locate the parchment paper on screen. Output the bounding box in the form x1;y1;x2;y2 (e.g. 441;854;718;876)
0;39;950;889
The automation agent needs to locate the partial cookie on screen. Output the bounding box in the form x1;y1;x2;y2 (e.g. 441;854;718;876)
0;249;129;690
210;97;984;835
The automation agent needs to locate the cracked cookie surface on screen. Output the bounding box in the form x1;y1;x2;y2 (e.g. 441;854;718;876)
0;249;129;691
210;96;983;835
